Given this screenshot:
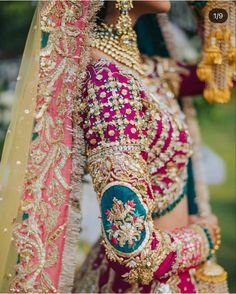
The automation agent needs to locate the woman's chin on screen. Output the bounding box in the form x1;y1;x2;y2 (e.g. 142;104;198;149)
134;1;171;15
155;1;171;13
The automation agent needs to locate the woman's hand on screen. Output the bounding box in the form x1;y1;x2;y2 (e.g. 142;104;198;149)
189;214;220;245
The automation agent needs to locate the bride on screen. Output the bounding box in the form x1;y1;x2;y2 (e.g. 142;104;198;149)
0;1;233;293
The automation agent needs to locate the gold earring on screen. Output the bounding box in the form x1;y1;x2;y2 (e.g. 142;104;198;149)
115;0;135;47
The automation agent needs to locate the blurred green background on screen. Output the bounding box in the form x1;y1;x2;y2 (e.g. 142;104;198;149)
0;1;235;292
0;1;35;59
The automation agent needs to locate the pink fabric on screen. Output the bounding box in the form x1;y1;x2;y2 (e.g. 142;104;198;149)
12;1;90;292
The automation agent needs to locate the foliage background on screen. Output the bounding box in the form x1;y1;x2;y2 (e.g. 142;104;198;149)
0;1;235;292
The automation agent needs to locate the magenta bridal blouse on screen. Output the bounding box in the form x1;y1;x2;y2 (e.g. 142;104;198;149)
74;59;210;293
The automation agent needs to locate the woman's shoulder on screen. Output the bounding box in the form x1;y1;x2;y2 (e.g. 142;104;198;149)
81;58;145;120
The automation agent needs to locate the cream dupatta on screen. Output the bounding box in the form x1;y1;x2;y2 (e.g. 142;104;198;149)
0;1;101;292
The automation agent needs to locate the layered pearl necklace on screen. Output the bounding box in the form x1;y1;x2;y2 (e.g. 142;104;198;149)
91;22;146;77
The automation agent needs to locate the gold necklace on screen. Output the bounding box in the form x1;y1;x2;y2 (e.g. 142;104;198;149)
91;22;146;77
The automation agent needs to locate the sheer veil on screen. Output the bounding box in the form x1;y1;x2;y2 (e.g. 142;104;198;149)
0;5;41;291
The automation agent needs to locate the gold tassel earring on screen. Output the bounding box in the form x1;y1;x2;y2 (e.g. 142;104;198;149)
197;1;236;103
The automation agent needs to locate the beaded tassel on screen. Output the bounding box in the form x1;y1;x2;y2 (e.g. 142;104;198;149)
197;1;236;103
195;260;228;293
195;226;228;293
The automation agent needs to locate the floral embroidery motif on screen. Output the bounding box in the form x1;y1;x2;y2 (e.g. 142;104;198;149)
106;197;145;248
101;182;150;255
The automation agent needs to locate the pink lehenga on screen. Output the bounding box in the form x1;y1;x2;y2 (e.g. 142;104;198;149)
0;1;233;293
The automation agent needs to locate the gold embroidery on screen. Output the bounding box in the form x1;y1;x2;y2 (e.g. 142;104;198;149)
121;230;175;285
9;1;100;292
105;197;145;248
89;153;154;211
100;181;151;259
142;72;192;216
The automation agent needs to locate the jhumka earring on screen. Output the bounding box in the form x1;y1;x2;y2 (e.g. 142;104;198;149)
115;0;135;47
91;0;145;76
197;1;236;103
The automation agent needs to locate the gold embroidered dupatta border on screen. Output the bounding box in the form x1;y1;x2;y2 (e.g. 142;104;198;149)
0;1;102;292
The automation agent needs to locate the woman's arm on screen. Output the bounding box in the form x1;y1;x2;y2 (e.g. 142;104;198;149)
179;63;205;96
